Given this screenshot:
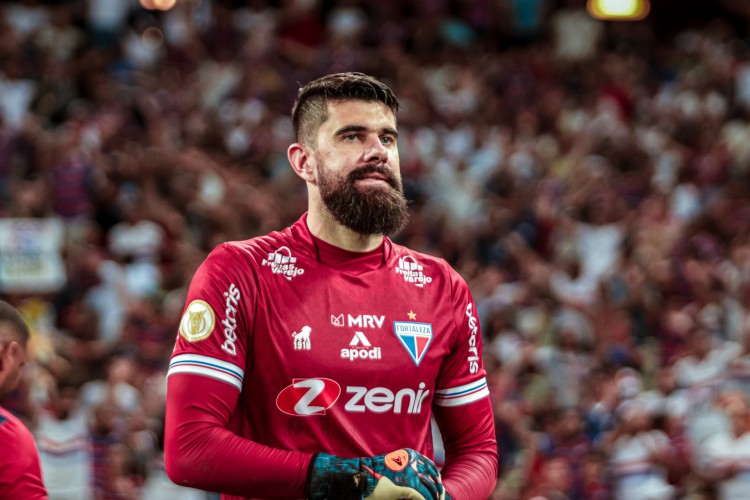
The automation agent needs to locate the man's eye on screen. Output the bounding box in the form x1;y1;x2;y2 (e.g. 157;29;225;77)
344;134;358;142
381;136;394;145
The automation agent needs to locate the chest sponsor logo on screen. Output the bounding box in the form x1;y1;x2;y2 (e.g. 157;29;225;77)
331;314;386;329
276;378;341;416
262;246;305;281
179;300;215;342
394;322;433;366
221;284;240;356
395;255;432;287
276;378;429;416
292;326;312;350
465;303;480;374
342;331;381;361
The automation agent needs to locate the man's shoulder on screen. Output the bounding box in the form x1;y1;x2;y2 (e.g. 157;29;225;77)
0;406;34;445
211;225;305;262
0;405;18;426
388;241;459;277
388;241;449;268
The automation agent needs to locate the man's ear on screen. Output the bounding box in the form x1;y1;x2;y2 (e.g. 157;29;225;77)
288;143;316;183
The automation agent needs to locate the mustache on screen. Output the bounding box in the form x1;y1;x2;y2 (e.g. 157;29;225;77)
348;164;400;189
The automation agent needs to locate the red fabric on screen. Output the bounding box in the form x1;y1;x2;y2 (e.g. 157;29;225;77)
0;406;48;499
165;375;312;499
434;398;498;500
164;214;498;499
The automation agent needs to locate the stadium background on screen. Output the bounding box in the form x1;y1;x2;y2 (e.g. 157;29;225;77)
2;0;750;498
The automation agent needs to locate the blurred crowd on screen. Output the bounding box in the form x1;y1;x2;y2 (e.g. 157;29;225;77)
2;0;750;498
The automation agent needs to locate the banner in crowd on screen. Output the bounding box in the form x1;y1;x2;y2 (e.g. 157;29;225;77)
0;218;66;293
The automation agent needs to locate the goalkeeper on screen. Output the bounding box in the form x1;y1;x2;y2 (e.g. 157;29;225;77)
164;72;498;499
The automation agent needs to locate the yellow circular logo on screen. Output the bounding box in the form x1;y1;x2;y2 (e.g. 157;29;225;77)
179;300;215;342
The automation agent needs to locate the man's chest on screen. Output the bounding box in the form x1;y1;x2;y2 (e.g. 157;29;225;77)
259;269;448;356
243;266;453;410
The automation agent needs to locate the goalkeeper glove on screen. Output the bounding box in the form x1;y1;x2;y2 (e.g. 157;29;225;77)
306;448;449;500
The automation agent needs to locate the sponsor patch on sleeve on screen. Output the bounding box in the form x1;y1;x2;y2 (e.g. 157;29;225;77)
179;300;215;342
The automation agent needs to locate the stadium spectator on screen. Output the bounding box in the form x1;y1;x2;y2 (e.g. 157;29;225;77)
698;389;750;500
35;378;93;500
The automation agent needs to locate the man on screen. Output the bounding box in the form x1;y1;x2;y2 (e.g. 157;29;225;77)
699;390;750;500
0;299;48;498
164;72;498;499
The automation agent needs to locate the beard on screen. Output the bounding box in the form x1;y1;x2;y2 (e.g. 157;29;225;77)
316;159;409;236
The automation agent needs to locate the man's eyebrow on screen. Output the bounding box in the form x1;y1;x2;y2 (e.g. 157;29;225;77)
334;125;399;138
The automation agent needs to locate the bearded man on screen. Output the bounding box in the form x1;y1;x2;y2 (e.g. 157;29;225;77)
164;72;498;500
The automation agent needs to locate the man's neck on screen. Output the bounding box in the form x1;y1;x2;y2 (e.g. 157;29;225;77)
306;209;384;252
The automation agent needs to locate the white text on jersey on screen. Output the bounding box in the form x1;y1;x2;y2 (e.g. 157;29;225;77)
221;284;241;356
395;255;432;287
345;383;429;414
275;379;430;416
341;331;381;361
465;303;480;374
348;314;385;329
262;246;305;280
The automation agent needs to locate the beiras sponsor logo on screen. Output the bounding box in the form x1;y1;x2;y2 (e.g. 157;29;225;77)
395;255;432;287
276;378;429;416
465;303;480;374
221;283;240;356
262;246;305;281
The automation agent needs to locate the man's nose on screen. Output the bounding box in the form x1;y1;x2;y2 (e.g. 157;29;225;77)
363;137;388;162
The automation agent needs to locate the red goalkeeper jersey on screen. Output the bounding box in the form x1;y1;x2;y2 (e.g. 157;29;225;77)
0;406;47;499
165;214;497;499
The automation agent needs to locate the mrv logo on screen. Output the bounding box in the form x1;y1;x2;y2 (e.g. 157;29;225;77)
341;331;381;361
331;314;385;329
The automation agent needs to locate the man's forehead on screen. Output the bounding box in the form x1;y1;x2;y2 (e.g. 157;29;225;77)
324;99;396;124
0;322;23;344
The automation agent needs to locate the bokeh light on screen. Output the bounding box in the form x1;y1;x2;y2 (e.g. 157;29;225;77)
587;0;650;20
139;0;177;11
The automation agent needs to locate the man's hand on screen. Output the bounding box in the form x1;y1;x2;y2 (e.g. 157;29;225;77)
306;448;449;500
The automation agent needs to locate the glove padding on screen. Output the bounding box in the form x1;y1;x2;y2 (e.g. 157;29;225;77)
306;448;448;500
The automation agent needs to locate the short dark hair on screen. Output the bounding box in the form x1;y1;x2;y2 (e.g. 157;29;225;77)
0;300;30;345
291;72;399;145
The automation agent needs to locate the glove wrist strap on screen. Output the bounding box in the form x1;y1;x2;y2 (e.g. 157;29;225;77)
306;453;366;500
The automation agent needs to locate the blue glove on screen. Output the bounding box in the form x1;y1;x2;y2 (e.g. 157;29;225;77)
306;448;448;500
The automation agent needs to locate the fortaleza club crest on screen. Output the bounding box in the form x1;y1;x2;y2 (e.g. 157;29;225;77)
393;317;433;366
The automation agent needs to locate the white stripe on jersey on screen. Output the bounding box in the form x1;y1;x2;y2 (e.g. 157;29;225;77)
434;378;489;407
168;354;244;390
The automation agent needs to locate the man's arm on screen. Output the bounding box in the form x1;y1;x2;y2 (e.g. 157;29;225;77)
433;398;498;500
431;265;498;499
165;373;313;498
166;374;446;499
